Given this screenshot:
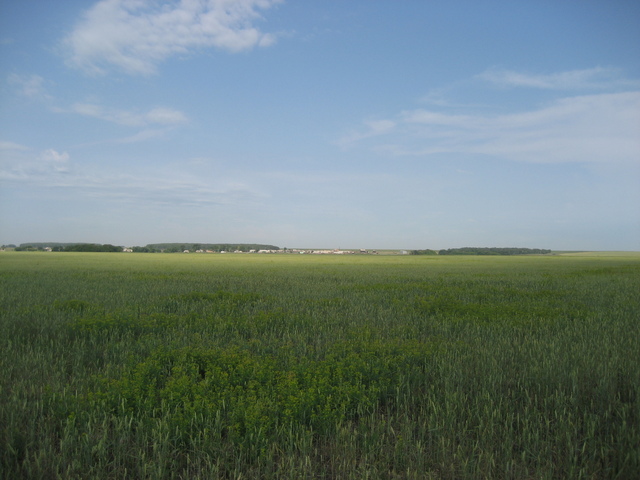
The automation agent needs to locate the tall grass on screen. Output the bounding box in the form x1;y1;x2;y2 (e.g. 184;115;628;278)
1;252;638;478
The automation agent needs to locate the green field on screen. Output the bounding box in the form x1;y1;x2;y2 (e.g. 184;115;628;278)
1;252;639;479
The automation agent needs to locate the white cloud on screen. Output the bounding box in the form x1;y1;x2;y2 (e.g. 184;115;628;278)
6;75;187;134
145;107;189;125
40;149;71;172
477;67;639;90
0;146;71;180
347;91;640;165
7;73;52;100
63;0;283;75
70;103;188;126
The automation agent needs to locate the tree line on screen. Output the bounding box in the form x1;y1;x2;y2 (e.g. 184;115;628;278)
424;247;551;256
61;244;123;252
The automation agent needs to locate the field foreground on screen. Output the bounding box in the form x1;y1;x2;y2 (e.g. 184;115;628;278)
1;252;639;479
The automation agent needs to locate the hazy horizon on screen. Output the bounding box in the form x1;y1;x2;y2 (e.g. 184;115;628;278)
5;242;639;254
1;1;639;251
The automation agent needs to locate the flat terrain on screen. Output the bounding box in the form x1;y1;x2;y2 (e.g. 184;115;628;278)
1;252;639;478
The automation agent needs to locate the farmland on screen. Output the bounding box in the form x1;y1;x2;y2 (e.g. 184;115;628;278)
1;252;639;479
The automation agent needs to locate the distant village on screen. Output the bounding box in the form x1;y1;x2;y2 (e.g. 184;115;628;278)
143;248;379;255
2;243;381;255
3;243;551;256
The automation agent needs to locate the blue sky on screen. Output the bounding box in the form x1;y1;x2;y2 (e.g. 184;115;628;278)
1;0;639;250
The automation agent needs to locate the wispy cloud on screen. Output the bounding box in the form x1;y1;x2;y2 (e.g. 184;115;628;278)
0;141;265;208
0;140;29;151
69;103;188;126
74;174;265;208
0;145;71;180
345;91;640;165
476;66;639;90
63;0;283;75
40;149;70;173
7;73;187;139
337;119;396;147
7;73;52;100
111;128;172;144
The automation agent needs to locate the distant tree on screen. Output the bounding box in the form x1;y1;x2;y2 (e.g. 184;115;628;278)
16;245;40;251
132;246;156;253
63;243;123;252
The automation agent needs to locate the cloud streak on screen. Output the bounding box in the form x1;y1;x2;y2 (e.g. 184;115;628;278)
70;103;188;126
345;90;640;165
63;0;283;75
337;119;396;147
0;141;265;208
0;141;29;151
476;67;639;90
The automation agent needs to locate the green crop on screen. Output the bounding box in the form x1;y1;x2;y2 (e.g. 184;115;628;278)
1;252;639;478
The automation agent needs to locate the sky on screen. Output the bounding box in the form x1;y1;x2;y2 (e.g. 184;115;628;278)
1;0;639;250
